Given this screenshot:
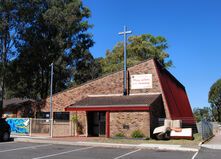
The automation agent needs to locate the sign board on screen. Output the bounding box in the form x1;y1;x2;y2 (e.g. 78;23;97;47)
6;118;30;135
130;74;152;89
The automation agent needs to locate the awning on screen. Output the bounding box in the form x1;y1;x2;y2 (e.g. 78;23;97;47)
65;94;161;111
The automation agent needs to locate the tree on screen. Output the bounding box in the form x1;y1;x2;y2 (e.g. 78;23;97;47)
6;0;97;99
193;107;213;122
100;34;172;74
72;51;102;85
0;0;18;116
209;79;221;122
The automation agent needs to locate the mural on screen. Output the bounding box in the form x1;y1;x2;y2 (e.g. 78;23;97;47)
6;118;30;135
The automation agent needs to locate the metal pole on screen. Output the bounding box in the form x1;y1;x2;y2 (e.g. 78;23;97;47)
118;26;132;96
50;63;53;138
29;118;32;137
123;26;127;96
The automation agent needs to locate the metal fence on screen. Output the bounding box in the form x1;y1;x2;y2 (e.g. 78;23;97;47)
200;119;214;140
6;118;73;138
30;119;51;137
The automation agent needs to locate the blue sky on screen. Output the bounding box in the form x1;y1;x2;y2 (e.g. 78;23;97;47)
83;0;221;108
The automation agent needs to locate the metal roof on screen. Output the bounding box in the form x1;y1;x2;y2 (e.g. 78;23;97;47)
67;94;161;108
3;98;35;109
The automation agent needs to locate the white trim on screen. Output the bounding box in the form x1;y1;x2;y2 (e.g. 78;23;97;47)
87;92;161;97
72;105;149;108
88;94;122;97
129;92;161;96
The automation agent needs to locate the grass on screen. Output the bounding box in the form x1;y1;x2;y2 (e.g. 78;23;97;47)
91;133;202;148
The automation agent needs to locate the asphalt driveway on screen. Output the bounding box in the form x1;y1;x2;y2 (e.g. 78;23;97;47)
0;141;195;159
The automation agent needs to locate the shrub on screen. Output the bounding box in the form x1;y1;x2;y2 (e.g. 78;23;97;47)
131;130;145;138
71;114;78;123
115;133;125;138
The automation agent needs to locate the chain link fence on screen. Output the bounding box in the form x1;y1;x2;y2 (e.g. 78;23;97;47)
199;119;214;140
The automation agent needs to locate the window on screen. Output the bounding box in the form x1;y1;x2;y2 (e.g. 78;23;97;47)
53;112;70;121
36;112;50;119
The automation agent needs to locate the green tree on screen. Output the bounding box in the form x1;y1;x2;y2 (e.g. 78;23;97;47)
209;79;221;122
100;34;172;74
193;107;213;122
0;0;18;116
6;0;97;99
72;51;102;85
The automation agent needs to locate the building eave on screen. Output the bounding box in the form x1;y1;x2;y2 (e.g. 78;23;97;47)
65;106;150;112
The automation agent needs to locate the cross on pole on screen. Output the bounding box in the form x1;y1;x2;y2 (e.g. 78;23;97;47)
118;26;132;96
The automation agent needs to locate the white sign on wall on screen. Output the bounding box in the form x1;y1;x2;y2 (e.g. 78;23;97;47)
130;74;152;89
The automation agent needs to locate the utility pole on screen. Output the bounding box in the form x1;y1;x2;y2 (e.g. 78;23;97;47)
50;63;53;137
118;26;132;96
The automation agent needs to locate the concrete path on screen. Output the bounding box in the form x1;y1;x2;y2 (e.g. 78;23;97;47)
13;137;198;152
201;134;221;149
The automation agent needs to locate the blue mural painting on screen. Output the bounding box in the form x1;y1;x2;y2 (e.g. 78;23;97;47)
6;118;30;135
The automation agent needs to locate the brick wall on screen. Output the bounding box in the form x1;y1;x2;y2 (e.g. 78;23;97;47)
42;59;162;113
110;111;150;138
52;121;72;137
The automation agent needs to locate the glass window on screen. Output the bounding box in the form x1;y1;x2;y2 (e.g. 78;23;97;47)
53;112;70;121
36;112;50;119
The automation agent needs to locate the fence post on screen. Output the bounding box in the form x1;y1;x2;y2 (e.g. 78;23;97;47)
201;120;204;140
29;118;32;137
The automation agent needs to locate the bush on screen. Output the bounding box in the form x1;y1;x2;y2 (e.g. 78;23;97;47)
71;114;78;123
131;130;145;138
115;133;125;138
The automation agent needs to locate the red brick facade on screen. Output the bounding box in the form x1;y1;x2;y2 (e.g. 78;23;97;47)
42;59;163;113
38;58;196;138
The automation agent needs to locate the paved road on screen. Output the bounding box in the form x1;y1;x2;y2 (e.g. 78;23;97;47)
193;133;221;159
0;141;195;159
195;147;221;159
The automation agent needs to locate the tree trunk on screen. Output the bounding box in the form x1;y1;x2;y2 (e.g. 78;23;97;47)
40;68;44;99
0;18;8;117
45;69;49;98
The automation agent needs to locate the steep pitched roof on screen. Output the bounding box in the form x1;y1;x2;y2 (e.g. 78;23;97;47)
154;60;195;124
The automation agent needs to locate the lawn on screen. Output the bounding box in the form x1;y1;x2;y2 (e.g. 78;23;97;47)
91;133;202;148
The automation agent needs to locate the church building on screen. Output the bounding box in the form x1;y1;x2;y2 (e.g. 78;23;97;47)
40;58;196;138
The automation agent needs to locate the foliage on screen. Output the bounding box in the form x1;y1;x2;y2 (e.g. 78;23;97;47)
193;107;214;122
131;130;145;138
71;114;78;123
72;51;102;85
208;79;221;122
0;0;19;115
100;34;172;74
115;132;125;138
1;0;101;100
